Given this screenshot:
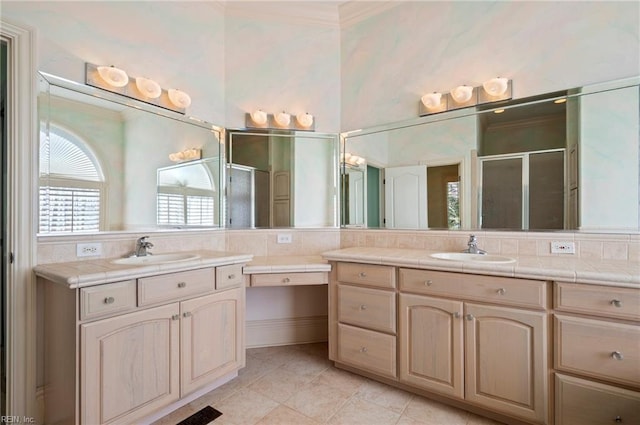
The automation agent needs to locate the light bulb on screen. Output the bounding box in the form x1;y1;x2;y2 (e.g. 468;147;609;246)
297;112;314;128
250;109;268;125
482;77;509;97
135;77;161;99
97;66;129;87
168;89;191;108
421;92;442;110
450;85;474;103
274;111;291;127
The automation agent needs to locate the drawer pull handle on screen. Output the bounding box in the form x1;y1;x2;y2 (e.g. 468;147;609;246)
425;280;433;286
283;277;291;283
452;312;460;318
228;274;236;279
183;312;192;318
360;347;368;353
611;299;623;308
465;314;474;321
497;288;506;295
171;314;180;321
177;282;187;288
360;304;367;310
358;272;367;278
612;351;624;361
104;296;115;304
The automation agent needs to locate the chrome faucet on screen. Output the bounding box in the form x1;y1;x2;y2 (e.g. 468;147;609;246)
463;234;486;255
133;236;154;257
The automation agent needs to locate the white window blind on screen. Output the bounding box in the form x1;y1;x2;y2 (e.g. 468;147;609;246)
157;193;214;226
39;186;101;233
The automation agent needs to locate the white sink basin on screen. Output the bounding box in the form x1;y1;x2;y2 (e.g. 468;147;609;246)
430;252;516;264
111;253;200;265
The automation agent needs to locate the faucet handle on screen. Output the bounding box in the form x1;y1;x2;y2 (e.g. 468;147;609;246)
468;234;477;243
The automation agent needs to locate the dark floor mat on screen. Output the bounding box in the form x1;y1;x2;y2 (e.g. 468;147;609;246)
176;406;222;425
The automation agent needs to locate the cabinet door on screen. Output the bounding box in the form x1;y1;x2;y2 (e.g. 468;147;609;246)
465;303;548;424
81;303;180;425
180;287;245;395
399;294;464;399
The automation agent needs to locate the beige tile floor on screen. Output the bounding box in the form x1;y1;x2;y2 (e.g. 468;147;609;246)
152;343;505;425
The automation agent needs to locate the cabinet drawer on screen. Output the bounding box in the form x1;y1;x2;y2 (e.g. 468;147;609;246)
337;262;396;289
400;268;547;309
338;284;396;333
216;264;244;289
555;374;640;425
251;272;328;287
80;280;136;320
555;282;640;321
138;268;215;306
555;314;640;387
337;323;396;379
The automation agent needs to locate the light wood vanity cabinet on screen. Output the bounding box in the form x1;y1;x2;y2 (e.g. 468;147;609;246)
553;282;640;425
42;263;246;425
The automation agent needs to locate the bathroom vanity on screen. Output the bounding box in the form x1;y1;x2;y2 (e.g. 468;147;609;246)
34;250;252;425
323;247;640;425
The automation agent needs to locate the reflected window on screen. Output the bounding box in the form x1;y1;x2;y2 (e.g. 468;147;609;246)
39;125;105;233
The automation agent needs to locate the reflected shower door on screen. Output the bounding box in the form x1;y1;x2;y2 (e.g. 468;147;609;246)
481;158;523;229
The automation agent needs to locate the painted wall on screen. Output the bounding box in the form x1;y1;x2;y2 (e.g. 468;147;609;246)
341;1;640;130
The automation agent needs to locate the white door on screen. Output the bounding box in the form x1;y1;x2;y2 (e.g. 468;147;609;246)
384;165;428;228
348;170;364;225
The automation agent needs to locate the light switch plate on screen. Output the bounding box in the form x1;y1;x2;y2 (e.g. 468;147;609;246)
77;242;103;257
277;233;292;244
550;241;575;254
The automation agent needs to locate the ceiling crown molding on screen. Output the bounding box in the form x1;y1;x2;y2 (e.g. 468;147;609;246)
338;1;403;28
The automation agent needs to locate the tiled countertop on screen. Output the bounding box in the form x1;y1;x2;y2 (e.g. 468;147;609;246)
243;255;331;274
323;247;640;287
34;250;253;288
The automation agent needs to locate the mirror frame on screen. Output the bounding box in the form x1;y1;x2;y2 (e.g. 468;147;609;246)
37;71;225;236
340;76;640;233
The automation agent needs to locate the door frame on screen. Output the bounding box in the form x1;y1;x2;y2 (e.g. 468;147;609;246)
421;156;465;229
1;19;37;418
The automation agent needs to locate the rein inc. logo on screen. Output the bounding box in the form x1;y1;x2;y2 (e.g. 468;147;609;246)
1;417;35;424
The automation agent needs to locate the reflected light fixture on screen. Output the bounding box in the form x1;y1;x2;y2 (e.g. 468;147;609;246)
274;111;291;127
296;112;314;128
554;98;567;104
450;85;474;104
482;77;509;97
97;65;129;87
135;77;162;99
169;148;202;162
168;89;192;109
494;109;505;114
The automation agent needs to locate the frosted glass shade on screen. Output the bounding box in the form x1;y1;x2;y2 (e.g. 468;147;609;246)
421;92;442;109
274;111;291;126
135;77;161;99
97;66;129;87
450;85;474;103
296;112;314;128
250;109;268;125
168;89;191;108
482;77;509;97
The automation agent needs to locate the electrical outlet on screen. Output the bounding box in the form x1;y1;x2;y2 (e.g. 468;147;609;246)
277;233;292;244
550;241;575;254
77;242;103;257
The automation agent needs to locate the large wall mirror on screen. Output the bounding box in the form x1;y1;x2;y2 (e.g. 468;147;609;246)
226;130;339;228
38;72;223;234
342;78;639;233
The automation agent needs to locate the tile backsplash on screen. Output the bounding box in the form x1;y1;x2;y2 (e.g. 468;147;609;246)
37;228;638;264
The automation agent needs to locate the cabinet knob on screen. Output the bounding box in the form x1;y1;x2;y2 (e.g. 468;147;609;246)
611;299;623;308
465;314;474;321
228;274;236;280
360;304;367;310
171;314;180;321
497;288;506;295
452;312;460;318
360;347;368;353
103;296;115;304
183;311;192;318
283;277;291;283
611;351;624;361
358;272;367;278
177;282;187;288
425;280;433;286
615;416;622;423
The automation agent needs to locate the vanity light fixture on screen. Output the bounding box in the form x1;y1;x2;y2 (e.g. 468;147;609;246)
169;148;202;162
419;78;512;116
86;63;190;114
97;65;129;87
135;77;162;99
245;109;316;131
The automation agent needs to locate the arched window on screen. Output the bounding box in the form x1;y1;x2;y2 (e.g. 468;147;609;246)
39;124;105;233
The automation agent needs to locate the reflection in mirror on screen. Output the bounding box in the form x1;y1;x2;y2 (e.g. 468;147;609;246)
227;131;339;229
38;72;223;234
342;78;639;232
157;158;220;227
